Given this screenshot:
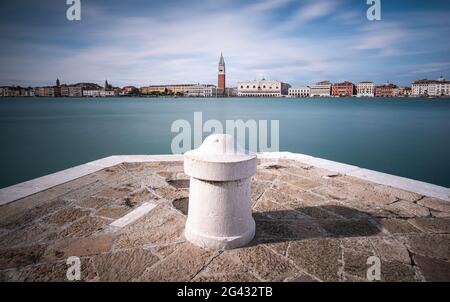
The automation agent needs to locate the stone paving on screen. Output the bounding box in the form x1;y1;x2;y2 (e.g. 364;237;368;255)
0;159;449;282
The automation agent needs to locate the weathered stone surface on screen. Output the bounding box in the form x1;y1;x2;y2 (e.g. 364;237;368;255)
278;174;321;189
172;197;188;215
430;210;450;218
317;219;381;238
251;181;270;203
417;197;450;213
230;245;297;281
253;218;325;242
150;242;185;259
0;198;69;230
0;223;56;248
140;243;214;281
154;187;189;202
403;234;450;261
1;158;449;282
114;205;185;249
167;179;190;189
379;261;417;282
205;253;247;274
408;218;450;233
92;248;159;281
44;207;91;225
43;234;112;261
385;201;430;218
122;188;156;208
378;218;421;234
253;198;306;220
57;216;108;240
287;238;342;281
285;273;319;282
78;196;111;210
94;183;138;200
373;186;422;202
370;237;411;264
0;245;46;270
413;254;450;282
95;206;129;219
193;273;259;282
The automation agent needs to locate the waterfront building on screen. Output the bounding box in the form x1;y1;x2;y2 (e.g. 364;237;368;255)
99;90;117;97
83;89;101;97
218;53;226;97
332;81;355;97
412;76;450;97
140;84;195;95
288;87;310;97
0;86;19;97
356;81;375;97
60;85;82;97
375;83;398;97
309;81;331;97
68;86;82;97
187;84;217;97
34;87;45;97
237;79;290;97
42;86;61;97
225;87;238;97
60;85;70;97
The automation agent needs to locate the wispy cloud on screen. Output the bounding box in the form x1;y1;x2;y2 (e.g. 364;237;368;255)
247;0;292;11
289;1;338;24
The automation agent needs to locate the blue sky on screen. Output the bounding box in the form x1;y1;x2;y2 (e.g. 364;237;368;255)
0;0;450;87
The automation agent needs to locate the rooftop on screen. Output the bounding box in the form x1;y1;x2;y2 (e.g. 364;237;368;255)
0;154;449;282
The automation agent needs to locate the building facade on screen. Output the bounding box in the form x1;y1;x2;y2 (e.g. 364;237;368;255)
288;87;310;97
356;81;375;97
218;53;226;97
310;81;331;97
140;84;195;95
237;79;290;97
332;81;354;97
83;90;101;97
412;77;450;97
375;83;397;97
187;84;217;97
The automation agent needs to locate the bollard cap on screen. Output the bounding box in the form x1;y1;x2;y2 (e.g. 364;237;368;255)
184;134;257;181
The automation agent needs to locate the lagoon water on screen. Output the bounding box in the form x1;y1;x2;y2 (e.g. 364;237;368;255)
1;97;450;189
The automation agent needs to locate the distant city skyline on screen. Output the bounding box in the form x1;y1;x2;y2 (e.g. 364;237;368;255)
1;0;450;87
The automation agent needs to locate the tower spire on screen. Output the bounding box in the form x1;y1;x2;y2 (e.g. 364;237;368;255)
218;52;226;97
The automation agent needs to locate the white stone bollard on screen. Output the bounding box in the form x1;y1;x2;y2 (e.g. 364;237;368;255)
184;134;257;250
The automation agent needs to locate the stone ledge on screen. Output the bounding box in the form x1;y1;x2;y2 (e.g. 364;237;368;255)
0;152;449;206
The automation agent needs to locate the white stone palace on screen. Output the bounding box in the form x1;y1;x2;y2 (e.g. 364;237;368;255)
288;87;310;97
356;81;375;97
237;79;290;97
412;76;450;97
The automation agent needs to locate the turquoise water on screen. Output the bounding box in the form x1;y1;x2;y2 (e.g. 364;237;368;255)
0;97;450;189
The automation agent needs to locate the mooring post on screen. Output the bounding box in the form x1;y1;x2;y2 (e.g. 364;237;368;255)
184;134;257;250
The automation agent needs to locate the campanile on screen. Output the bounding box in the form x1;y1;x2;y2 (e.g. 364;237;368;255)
218;52;225;97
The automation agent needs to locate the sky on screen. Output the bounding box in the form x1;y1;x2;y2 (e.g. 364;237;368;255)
0;0;450;87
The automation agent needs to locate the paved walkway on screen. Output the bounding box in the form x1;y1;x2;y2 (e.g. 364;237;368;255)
0;159;449;281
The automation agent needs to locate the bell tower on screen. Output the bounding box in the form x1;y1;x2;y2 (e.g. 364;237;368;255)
218;52;225;97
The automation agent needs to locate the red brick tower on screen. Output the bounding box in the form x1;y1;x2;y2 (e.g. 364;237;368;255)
218;52;225;97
